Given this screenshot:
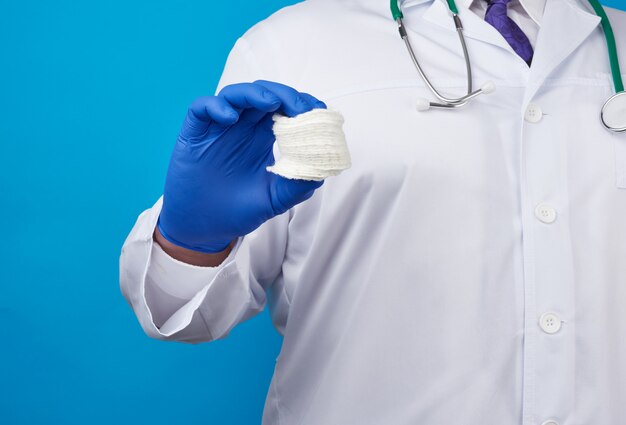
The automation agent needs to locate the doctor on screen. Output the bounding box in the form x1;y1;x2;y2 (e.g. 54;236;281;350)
120;0;626;423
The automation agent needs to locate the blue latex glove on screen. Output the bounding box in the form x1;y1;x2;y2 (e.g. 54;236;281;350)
157;80;327;253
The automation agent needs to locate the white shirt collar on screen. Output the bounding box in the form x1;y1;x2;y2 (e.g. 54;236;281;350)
401;0;546;26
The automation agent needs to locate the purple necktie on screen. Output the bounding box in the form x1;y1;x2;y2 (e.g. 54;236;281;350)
484;0;534;65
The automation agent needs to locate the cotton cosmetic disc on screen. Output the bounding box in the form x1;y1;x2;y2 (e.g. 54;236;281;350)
267;108;352;181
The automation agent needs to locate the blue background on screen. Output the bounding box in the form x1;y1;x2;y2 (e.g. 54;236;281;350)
0;0;625;424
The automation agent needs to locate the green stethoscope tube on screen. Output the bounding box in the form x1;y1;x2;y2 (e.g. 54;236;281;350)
390;0;459;18
390;0;402;19
586;0;624;93
389;0;623;94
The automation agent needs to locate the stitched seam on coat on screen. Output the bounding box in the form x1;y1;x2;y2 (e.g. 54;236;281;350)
274;375;283;425
197;306;215;342
281;280;292;307
320;76;615;102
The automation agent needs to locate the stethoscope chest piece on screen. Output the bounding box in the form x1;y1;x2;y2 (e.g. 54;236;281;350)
601;91;626;132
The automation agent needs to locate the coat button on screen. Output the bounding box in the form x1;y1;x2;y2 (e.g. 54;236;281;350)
525;102;543;122
539;312;562;334
534;202;557;223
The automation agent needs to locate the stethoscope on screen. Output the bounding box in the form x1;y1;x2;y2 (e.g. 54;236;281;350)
390;0;626;132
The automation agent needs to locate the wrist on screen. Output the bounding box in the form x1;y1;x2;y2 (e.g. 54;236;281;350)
153;224;235;267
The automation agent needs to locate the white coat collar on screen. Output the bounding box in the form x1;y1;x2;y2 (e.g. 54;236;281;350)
402;0;551;26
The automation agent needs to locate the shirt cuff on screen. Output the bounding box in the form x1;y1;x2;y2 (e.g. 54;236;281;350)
148;236;244;300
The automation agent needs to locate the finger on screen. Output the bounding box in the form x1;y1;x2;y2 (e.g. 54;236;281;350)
219;83;282;116
238;106;276;127
250;91;326;135
181;96;239;139
269;174;324;216
188;96;239;125
299;92;327;110
254;111;276;134
253;80;315;117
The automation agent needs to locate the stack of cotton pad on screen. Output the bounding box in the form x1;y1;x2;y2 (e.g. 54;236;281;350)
267;108;351;181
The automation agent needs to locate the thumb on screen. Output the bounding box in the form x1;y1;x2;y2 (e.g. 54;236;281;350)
269;174;324;216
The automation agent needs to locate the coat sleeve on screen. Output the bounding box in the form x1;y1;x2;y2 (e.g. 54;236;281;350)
119;36;291;343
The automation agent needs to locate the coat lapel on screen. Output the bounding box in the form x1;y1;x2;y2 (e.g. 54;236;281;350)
417;0;601;106
522;0;601;105
420;0;524;55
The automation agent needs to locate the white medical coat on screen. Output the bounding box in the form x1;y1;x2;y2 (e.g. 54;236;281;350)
120;0;626;423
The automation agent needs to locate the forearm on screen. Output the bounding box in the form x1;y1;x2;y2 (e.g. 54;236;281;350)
153;227;235;267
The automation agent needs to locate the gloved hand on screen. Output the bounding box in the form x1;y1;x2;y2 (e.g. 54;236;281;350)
157;80;327;253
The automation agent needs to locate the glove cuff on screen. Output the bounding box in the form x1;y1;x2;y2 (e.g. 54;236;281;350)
156;218;232;254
